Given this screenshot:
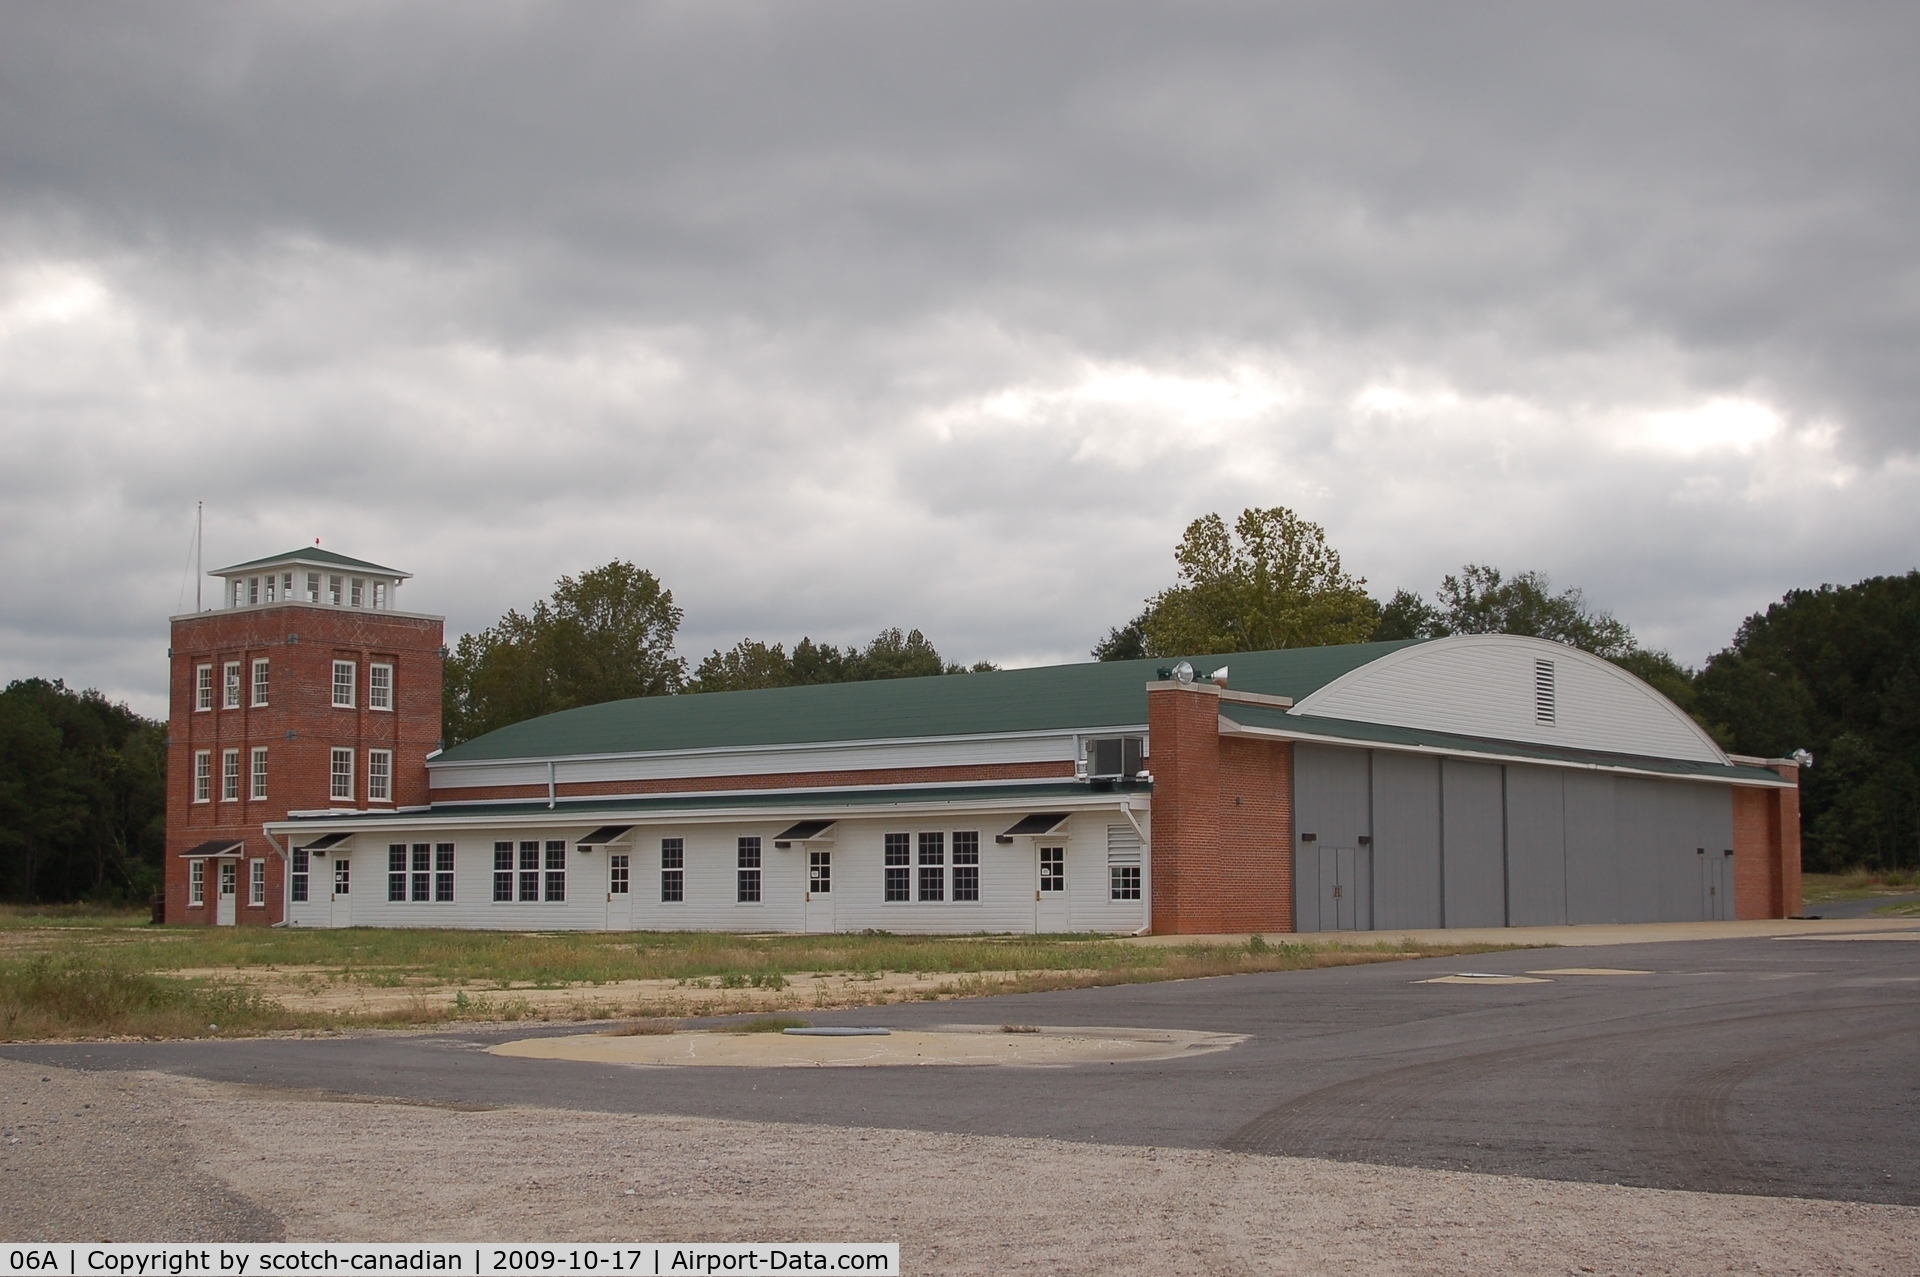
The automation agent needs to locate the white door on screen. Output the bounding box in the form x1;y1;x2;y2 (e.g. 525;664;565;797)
1036;844;1069;932
605;853;633;930
805;849;835;932
215;860;237;926
329;857;353;927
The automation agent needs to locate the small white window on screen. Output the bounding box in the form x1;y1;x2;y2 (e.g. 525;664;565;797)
282;572;294;600
232;580;245;608
368;749;392;802
306;572;321;603
195;665;213;712
193;750;211;803
251;747;269;801
248;577;260;605
249;859;266;907
252;659;270;707
328;575;343;605
369;663;393;711
372;582;388;609
221;748;240;802
332;660;356;708
1534;659;1556;725
351;578;364;607
223;661;242;709
330;748;354;802
190;859;205;906
264;575;276;603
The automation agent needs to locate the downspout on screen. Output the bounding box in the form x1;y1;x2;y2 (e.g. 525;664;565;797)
260;826;290;927
1123;798;1152;936
548;760;556;810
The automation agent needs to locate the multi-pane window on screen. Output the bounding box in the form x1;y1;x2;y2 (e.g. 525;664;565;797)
193;750;211;802
330;748;353;802
306;572;321;603
435;845;454;902
333;857;350;896
1107;823;1143;901
252;659;270;706
250;859;266;907
291;847;309;903
250;747;268;800
224;662;242;709
232;580;246;608
369;664;393;711
952;831;980;902
809;850;831;895
412;844;433;901
373;582;388;609
332;661;355;708
264;575;276;603
493;842;514;902
1111;866;1142;899
221;749;240;802
1040;846;1066;893
736;836;762;903
328;575;343;605
884;833;911;902
248;577;260;605
195;665;213;711
220;860;237;900
544;841;567;902
661;838;685;902
918;832;945;902
389;845;408;901
609;854;630;895
518;840;541;901
368;750;392;802
189;859;205;905
351;578;365;607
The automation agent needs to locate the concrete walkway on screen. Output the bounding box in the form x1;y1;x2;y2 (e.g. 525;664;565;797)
1123;914;1920;948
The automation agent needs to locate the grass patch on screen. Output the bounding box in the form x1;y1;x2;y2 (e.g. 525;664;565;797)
1871;900;1920;917
1802;869;1920;903
0;956;311;1040
604;1018;680;1036
734;1016;809;1034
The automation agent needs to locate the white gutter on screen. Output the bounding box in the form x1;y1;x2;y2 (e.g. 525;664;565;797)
1218;716;1795;787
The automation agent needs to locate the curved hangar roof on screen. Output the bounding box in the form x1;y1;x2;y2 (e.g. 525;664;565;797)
432;636;1780;784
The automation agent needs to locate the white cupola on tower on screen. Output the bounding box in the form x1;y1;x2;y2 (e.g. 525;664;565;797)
210;547;411;611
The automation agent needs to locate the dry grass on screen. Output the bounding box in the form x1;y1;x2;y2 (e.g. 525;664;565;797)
0;915;1519;1043
1802;868;1920;903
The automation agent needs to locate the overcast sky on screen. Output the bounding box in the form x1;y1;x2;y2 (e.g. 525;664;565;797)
4;2;1917;718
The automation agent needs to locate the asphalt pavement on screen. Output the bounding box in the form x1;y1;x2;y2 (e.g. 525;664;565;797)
6;932;1916;1206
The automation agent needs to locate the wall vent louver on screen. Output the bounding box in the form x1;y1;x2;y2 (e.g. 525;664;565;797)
1534;658;1556;725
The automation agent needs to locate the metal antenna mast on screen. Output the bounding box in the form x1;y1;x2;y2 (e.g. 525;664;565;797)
195;501;203;611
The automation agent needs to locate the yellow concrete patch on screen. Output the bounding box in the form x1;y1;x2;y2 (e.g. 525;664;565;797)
489;1024;1247;1068
1417;973;1550;985
1527;968;1654;976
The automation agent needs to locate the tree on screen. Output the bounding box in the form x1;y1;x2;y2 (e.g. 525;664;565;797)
1694;572;1920;871
690;628;994;693
0;680;165;903
1432;565;1635;658
1096;509;1379;659
444;561;686;743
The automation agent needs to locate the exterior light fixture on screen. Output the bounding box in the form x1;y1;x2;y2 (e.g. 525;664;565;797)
1173;660;1195;685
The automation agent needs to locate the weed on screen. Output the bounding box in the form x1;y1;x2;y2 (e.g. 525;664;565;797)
734;1016;809;1034
605;1019;679;1036
1000;1024;1039;1034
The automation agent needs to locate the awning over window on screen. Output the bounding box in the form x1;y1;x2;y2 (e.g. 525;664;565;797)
774;820;836;841
1000;813;1068;837
577;825;634;846
179;839;244;859
296;832;351;852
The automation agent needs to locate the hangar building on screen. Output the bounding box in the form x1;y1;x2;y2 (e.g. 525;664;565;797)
165;549;1802;933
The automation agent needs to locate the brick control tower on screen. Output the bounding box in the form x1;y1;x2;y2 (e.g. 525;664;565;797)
165;547;444;925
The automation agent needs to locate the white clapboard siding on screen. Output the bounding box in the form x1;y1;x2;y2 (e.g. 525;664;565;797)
430;731;1083;792
1292;635;1727;763
282;812;1148;934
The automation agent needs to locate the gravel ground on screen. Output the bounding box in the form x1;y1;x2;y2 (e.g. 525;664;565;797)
3;1057;1916;1274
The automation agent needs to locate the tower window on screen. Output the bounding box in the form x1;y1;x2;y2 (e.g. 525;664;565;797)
328;575;342;605
306;572;320;603
373;582;388;609
351;578;364;607
232;580;245;608
248;577;260;605
1534;659;1557;725
264;575;276;603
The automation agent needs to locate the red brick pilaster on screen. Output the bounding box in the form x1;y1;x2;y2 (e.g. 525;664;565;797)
1731;764;1803;920
1147;682;1221;934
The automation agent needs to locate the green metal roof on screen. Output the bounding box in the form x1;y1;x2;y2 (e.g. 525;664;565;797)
436;641;1423;762
277;778;1145;823
1221;703;1789;785
212;546;409;577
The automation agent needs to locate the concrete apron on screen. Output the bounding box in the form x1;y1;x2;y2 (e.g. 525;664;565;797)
1120;916;1920;949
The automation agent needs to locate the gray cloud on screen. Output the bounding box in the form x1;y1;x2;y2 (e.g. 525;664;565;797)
3;2;1917;716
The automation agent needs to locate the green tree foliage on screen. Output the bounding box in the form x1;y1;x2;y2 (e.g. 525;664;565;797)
1376;564;1635;658
1695;572;1920;871
691;628;995;693
1096;508;1380;659
444;561;686;744
0;680;166;903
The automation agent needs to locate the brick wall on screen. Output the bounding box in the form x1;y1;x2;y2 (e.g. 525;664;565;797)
165;603;443;924
1731;764;1802;920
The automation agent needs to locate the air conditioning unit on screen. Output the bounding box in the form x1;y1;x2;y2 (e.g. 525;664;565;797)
1087;735;1145;779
